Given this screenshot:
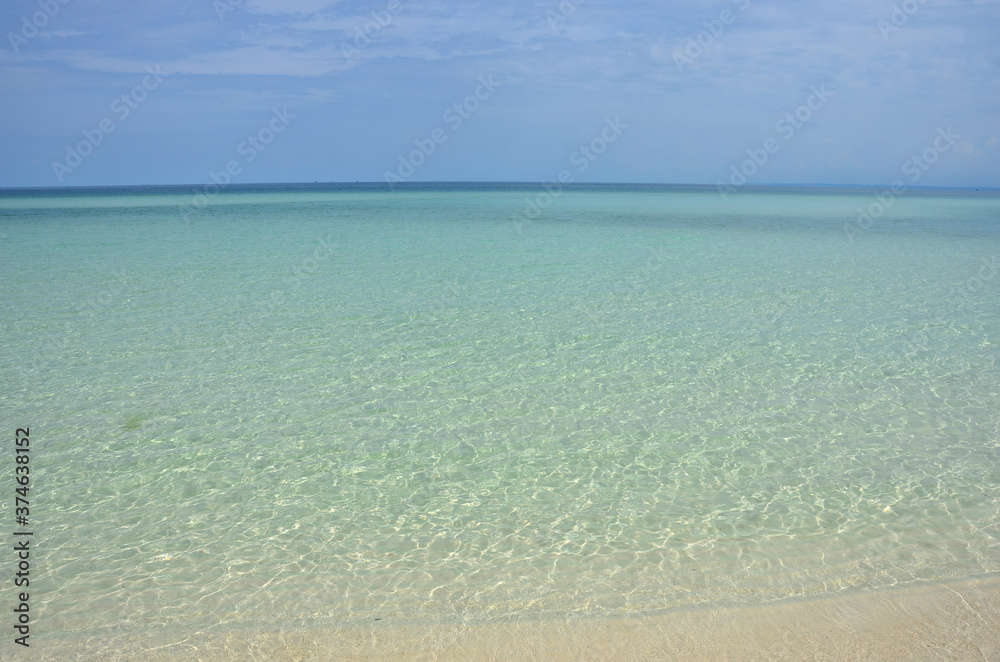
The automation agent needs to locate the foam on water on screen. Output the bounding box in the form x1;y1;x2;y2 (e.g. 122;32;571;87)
1;184;998;642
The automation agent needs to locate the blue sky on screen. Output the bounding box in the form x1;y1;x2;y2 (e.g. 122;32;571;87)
1;0;998;188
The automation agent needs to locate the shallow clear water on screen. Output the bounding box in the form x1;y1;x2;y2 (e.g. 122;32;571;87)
1;184;999;639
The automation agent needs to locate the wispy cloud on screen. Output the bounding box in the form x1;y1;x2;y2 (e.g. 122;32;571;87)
0;0;997;187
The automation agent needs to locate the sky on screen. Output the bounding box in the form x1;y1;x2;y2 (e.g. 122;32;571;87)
0;0;998;188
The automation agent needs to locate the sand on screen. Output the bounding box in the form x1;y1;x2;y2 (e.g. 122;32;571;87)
20;576;1000;661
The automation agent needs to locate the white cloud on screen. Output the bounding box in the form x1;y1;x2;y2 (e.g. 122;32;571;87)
38;30;88;38
244;0;345;16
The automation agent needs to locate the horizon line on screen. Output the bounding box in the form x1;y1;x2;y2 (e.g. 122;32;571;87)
1;181;999;193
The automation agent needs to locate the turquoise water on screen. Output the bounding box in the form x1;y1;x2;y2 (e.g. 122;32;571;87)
1;184;999;641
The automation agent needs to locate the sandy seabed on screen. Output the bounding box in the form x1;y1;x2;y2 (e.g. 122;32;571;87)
16;576;1000;661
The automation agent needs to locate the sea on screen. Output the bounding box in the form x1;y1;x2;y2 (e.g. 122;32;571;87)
1;183;998;655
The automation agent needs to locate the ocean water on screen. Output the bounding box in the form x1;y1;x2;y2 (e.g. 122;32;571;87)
1;184;999;645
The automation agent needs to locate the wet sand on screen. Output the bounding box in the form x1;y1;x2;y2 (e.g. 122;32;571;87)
22;576;1000;661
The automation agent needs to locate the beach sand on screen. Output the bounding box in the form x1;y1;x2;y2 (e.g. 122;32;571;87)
24;576;1000;661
